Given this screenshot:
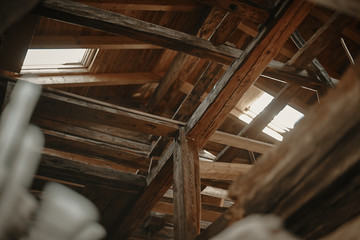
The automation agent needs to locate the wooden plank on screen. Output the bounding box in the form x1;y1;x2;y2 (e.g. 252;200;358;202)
193;0;270;23
32;117;151;153
110;144;174;240
185;0;314;149
147;53;199;113
287;13;351;69
42;129;150;171
173;128;201;238
147;8;227;114
33;0;242;65
0;14;38;73
38;148;147;193
200;161;251;181
209;131;274;154
34;88;182;137
227;57;360;235
152;198;225;223
309;0;360;19
30;35;163;49
19;72;161;87
199;55;360;240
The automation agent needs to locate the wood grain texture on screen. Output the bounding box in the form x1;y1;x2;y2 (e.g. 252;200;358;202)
173;127;201;239
38;148;147;193
33;0;242;65
186;0;314;148
35;88;182;137
227;57;360;237
20;72;162;87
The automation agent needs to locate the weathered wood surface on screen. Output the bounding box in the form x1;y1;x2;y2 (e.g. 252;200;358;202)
153;197;226;223
288;13;351;69
19;72;162;87
186;0;314;148
173;128;201;239
225;57;360;238
33;0;242;65
34;88;182;137
42;129;150;171
199;161;251;181
38;148;147;193
32;117;151;153
30;35;164;49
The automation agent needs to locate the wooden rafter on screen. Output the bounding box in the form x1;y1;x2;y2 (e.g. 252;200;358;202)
19;72;162;87
186;0;314;148
33;0;242;65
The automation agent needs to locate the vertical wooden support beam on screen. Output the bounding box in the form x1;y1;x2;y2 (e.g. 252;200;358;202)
173;127;201;239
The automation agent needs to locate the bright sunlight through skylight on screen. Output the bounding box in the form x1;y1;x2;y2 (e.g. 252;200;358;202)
237;92;304;141
23;49;86;66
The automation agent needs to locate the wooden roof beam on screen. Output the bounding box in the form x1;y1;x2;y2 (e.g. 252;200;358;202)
30;35;164;49
199;55;360;239
19;72;162;87
287;13;351;70
185;0;314;149
38;148;147;193
33;0;242;65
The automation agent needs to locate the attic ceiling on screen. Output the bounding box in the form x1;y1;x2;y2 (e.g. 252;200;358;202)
1;0;360;239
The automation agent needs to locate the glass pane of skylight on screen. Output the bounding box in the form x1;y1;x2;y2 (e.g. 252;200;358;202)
272;105;304;131
23;49;86;66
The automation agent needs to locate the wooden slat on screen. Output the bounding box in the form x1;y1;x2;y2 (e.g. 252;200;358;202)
33;0;242;65
227;57;360;236
152;198;225;223
42;129;150;171
35;88;182;137
39;148;147;193
19;72;161;87
200;161;251;181
287;13;351;69
210;131;274;154
173;127;201;238
199;55;360;240
147;8;227;114
30;35;163;49
193;0;270;23
186;0;314;148
32;117;151;153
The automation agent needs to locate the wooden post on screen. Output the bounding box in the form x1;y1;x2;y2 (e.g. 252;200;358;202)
173;127;201;239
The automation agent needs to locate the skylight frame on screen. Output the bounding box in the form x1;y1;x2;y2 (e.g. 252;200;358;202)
21;48;98;74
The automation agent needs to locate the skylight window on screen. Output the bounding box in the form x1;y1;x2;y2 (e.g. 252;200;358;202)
21;48;97;73
236;91;304;141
